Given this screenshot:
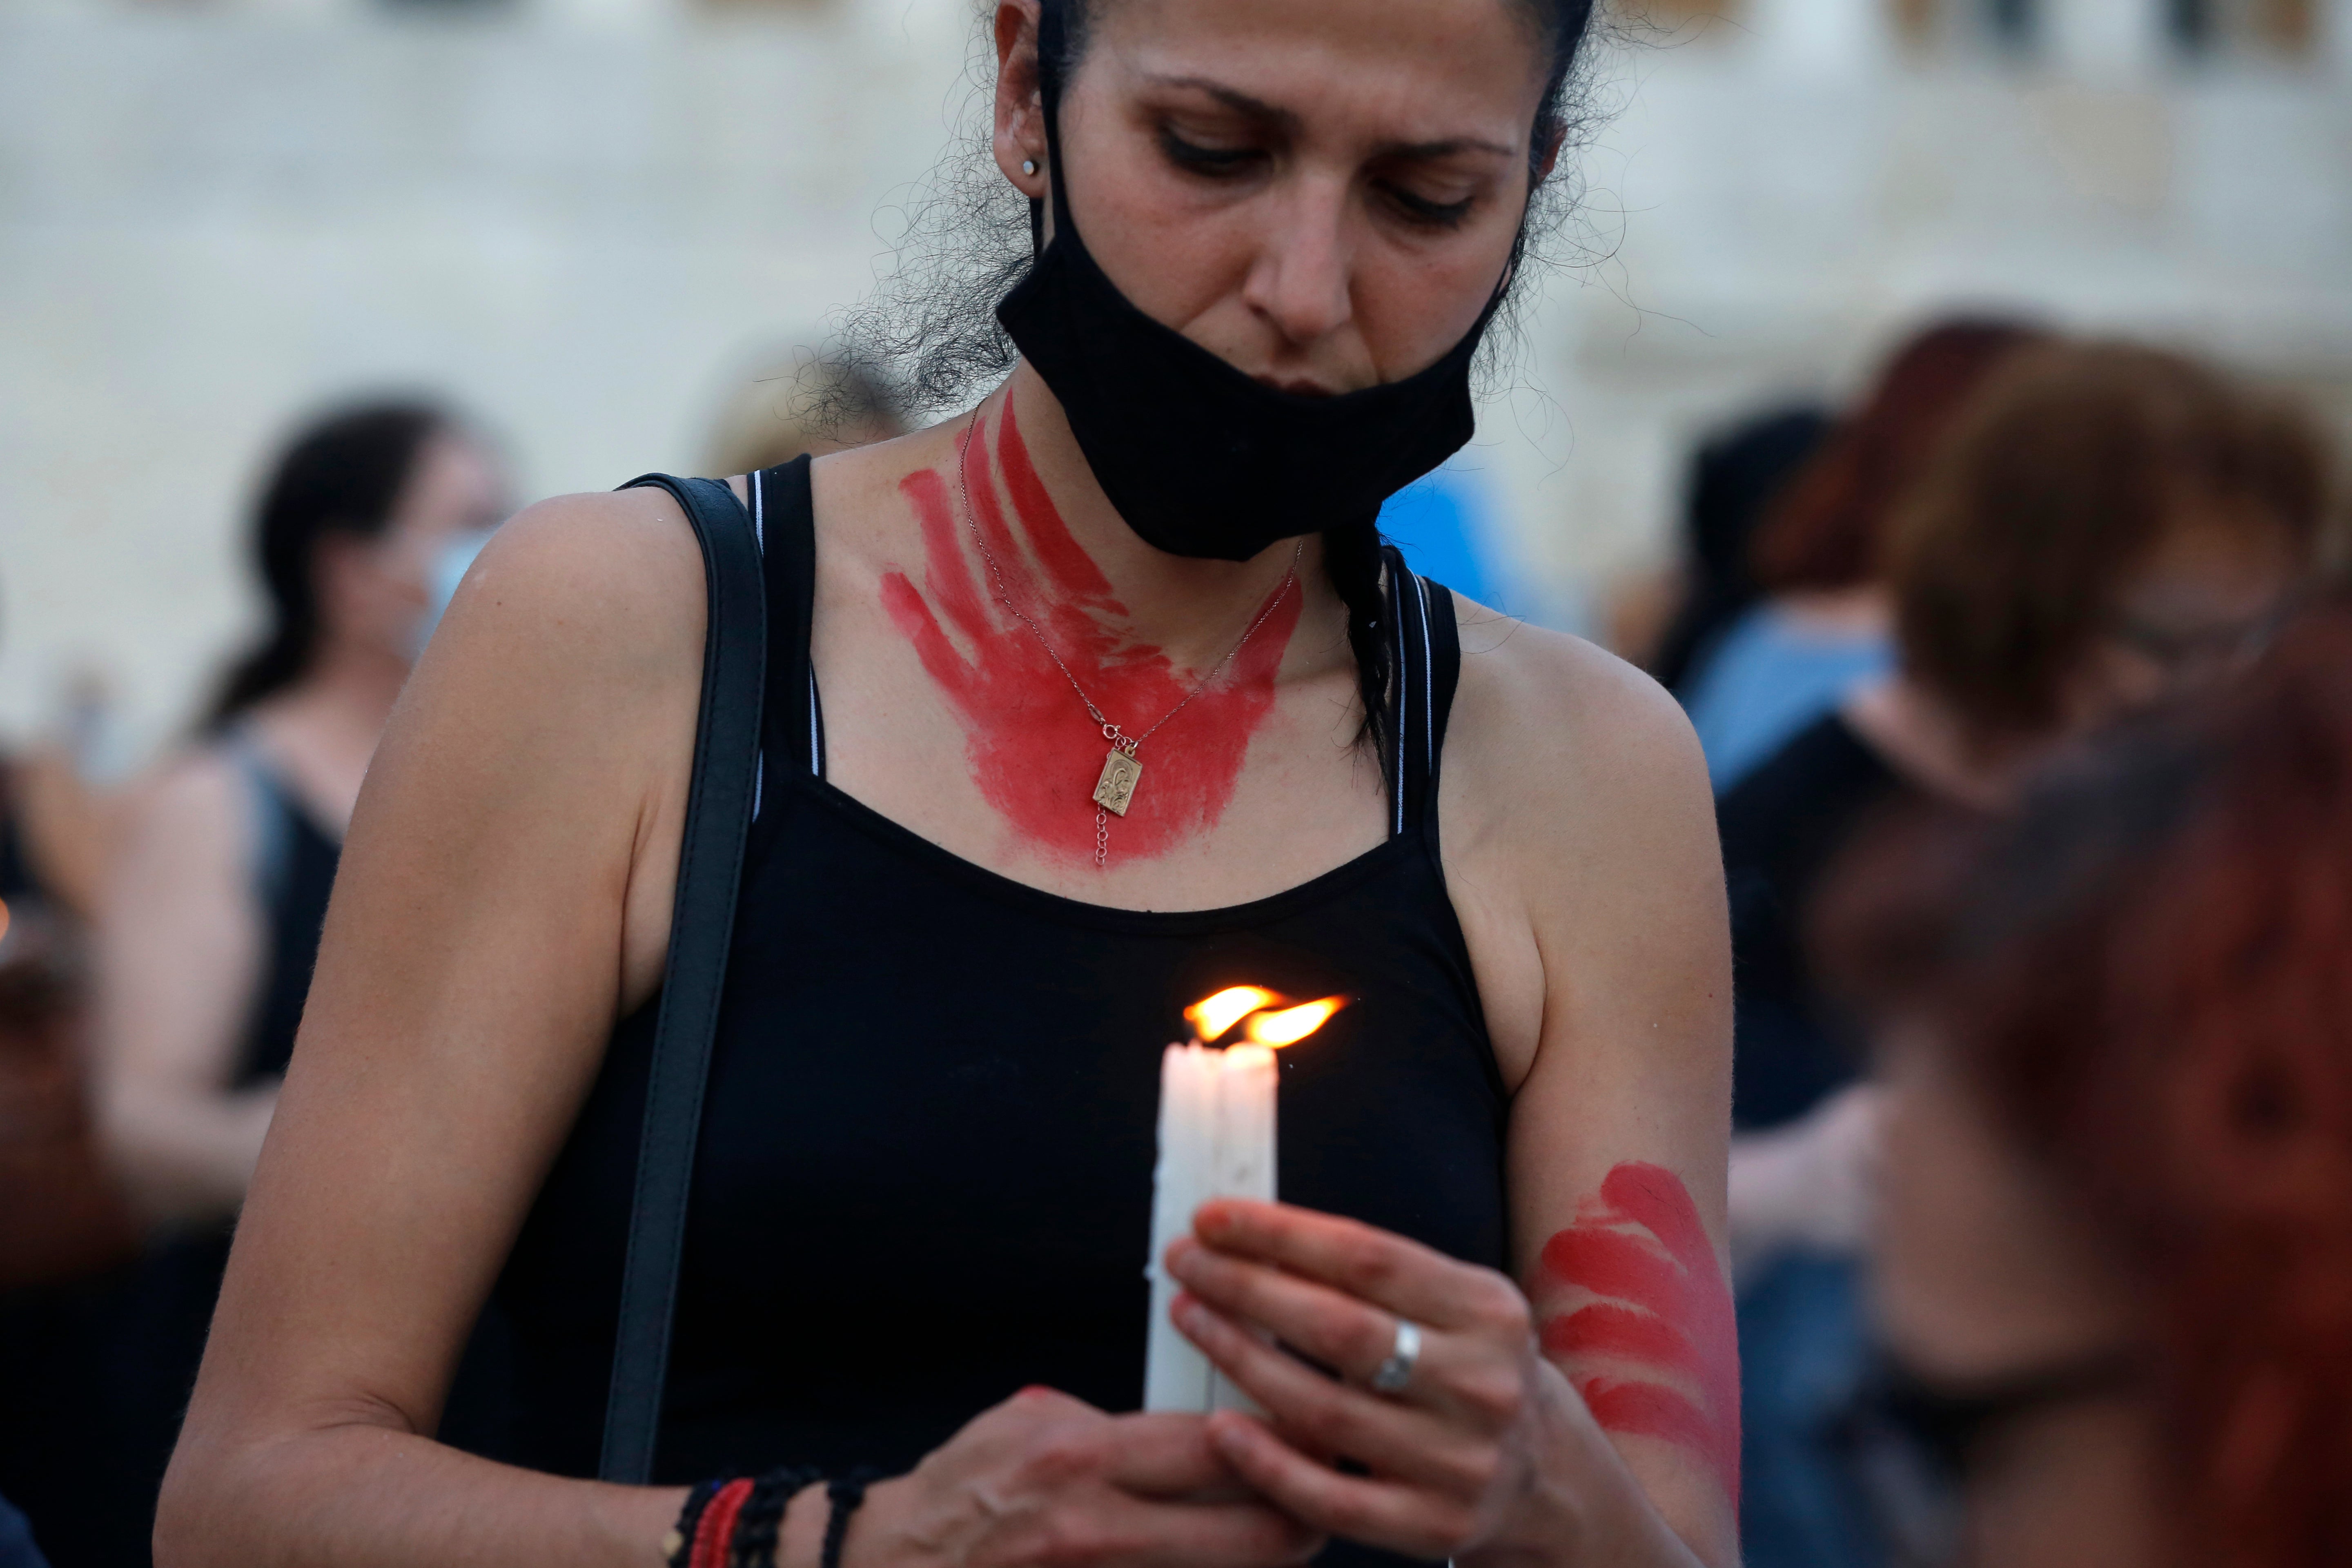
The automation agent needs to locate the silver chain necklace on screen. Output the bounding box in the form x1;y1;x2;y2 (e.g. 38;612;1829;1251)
955;407;1302;867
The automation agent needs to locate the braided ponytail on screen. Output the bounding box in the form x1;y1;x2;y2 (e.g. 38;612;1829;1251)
1321;521;1392;788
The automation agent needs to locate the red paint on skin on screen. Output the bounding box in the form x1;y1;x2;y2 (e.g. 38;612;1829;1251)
992;396;1118;606
882;403;1301;863
1537;1162;1741;1505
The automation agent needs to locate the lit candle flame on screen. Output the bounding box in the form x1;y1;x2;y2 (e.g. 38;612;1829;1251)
1183;987;1345;1049
1185;986;1278;1044
1243;997;1345;1047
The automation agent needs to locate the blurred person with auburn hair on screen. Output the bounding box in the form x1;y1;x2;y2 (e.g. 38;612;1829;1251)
1819;602;2352;1567
1724;338;2329;1136
1681;319;2044;793
87;399;509;1559
1720;339;2332;1568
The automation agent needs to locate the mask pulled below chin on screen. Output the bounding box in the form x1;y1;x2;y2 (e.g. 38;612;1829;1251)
993;1;1508;565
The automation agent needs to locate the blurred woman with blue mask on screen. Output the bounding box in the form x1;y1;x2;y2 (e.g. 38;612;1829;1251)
88;399;508;1553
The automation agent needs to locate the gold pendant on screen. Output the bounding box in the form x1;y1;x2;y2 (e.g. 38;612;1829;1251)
1092;748;1142;817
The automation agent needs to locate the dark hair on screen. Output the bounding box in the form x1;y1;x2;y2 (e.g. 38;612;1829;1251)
1749;318;2046;595
1889;340;2332;748
833;0;1599;775
1819;603;2352;1566
207;401;448;726
1650;403;1832;692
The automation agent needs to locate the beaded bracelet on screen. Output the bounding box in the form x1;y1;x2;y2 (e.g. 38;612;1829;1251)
735;1466;825;1568
663;1479;728;1568
821;1470;882;1568
682;1477;757;1568
664;1466;843;1568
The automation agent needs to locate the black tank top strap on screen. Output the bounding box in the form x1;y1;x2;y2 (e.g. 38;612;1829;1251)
217;733;342;1085
1380;544;1461;840
749;457;825;781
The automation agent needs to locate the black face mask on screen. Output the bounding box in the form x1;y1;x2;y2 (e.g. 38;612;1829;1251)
994;4;1515;564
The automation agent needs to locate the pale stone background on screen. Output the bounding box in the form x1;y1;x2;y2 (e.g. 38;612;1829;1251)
1;0;2347;762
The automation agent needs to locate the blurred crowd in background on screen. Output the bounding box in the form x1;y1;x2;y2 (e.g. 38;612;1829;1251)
3;0;2351;1565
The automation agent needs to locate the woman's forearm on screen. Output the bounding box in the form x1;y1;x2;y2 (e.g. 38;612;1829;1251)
158;1420;681;1568
1459;1388;1709;1568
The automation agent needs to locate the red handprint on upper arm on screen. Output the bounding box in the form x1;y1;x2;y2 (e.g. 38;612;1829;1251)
1537;1162;1741;1504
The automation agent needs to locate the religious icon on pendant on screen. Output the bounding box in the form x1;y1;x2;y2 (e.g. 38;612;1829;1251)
1093;748;1142;816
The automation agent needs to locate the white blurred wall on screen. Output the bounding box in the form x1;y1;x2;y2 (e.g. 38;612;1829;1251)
0;0;974;756
1494;0;2352;629
0;0;2348;757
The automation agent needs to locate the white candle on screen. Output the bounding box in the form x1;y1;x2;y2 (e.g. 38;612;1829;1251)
1144;1040;1278;1413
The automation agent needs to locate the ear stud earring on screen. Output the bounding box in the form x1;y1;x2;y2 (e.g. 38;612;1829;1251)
1022;160;1039;176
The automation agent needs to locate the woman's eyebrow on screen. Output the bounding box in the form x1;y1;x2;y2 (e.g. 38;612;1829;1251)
1142;74;1514;162
1145;75;1301;132
1374;135;1517;162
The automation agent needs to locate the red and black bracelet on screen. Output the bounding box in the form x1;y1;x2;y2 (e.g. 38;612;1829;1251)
663;1479;726;1568
664;1466;825;1568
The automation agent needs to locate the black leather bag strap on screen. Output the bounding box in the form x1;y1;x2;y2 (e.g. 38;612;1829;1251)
599;473;768;1484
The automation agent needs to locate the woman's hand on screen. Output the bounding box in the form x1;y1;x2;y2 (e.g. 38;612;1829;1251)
847;1387;1325;1568
1167;1200;1679;1568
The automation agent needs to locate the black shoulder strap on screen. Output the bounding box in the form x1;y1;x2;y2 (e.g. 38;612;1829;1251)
753;458;822;778
599;473;768;1485
1378;546;1461;837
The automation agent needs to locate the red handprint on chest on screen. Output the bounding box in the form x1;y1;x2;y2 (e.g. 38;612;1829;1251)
881;401;1300;864
1537;1162;1742;1503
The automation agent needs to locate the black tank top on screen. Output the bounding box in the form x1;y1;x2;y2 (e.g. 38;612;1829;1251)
500;461;1507;1561
229;742;344;1085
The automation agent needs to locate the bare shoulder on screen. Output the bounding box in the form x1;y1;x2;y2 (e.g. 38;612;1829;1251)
434;488;706;693
1443;592;1712;843
363;488;711;1012
1433;590;1726;1098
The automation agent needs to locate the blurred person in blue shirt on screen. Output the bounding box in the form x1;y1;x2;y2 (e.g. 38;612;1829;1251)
1681;321;2044;794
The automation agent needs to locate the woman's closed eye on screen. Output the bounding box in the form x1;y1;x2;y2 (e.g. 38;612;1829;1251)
1376;180;1477;229
1159;126;1268;178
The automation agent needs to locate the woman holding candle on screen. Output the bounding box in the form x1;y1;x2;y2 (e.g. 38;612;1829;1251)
160;4;1736;1568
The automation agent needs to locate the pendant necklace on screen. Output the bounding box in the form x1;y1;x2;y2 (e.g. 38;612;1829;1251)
956;409;1301;867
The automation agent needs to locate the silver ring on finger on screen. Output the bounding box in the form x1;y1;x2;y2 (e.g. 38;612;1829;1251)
1370;1317;1422;1396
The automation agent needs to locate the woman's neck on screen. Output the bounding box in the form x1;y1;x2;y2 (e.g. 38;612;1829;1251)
963;364;1343;677
844;368;1363;869
1842;675;2043;814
